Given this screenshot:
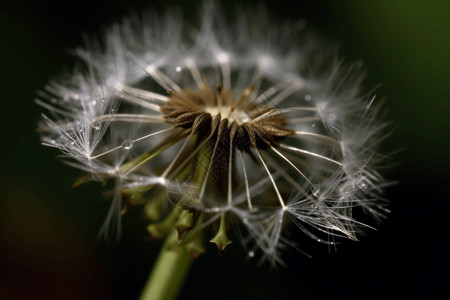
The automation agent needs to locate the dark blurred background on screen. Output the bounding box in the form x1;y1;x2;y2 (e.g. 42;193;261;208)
1;0;448;299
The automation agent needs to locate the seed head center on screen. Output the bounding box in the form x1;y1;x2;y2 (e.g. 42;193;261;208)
161;84;295;150
203;105;250;126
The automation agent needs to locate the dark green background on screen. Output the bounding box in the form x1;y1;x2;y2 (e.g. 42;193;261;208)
1;0;448;299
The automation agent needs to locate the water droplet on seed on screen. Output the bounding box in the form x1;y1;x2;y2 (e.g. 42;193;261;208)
328;113;336;122
121;140;133;150
304;94;312;101
63;95;70;101
175;66;182;72
92;121;101;130
248;251;255;258
312;186;320;197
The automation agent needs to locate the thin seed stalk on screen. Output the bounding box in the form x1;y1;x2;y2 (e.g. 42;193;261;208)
119;129;189;174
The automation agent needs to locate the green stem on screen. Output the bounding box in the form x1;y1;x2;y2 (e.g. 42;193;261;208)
139;229;192;300
140;132;211;300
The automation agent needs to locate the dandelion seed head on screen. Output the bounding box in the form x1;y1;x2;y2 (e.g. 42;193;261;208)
37;2;392;264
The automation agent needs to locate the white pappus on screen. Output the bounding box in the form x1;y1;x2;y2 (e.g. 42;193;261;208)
37;1;391;266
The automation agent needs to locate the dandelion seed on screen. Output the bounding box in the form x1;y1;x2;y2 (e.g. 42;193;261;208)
37;1;391;268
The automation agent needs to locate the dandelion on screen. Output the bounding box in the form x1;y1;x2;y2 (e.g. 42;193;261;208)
37;2;391;298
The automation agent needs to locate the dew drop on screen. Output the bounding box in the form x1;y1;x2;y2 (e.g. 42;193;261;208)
304;94;312;101
312;186;320;197
121;140;133;150
92;121;101;130
311;123;316;128
248;251;255;258
175;66;182;72
63;95;70;101
359;182;368;190
328;113;337;122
